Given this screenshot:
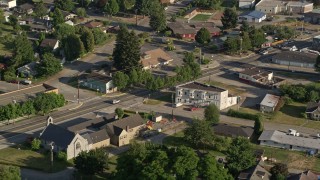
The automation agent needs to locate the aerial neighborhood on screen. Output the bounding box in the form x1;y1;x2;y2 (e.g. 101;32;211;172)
0;0;320;179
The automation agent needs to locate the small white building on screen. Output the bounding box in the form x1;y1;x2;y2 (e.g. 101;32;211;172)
81;72;117;94
175;81;238;110
260;94;280;113
259;130;320;153
238;10;267;23
239;0;255;9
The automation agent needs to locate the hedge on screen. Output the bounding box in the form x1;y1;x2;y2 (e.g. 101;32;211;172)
226;109;262;121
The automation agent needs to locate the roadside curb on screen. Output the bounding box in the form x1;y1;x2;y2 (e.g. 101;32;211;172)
102;92;127;98
68;102;83;110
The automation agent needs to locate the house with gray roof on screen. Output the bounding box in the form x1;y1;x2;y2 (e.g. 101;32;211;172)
258;130;320;153
238;161;271;180
175;81;238;110
39;118;90;160
213;124;254;139
306;102;320;120
238;10;266;23
260;94;280;113
106;114;145;147
272;51;317;69
81;72;117;94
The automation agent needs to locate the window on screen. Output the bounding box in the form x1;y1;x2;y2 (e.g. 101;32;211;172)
184;92;187;95
76;142;81;149
178;91;181;95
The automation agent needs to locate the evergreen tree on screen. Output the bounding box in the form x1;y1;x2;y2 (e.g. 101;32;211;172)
92;28;108;45
113;71;129;90
204;104;220;124
75;8;87;17
221;8;238;29
36;53;62;77
224;37;239;54
34;2;47;18
316;55;320;71
113;26;141;70
104;0;119;16
198;154;233;180
250;29;266;48
149;8;166;32
54;23;75;40
241;32;252;52
52;8;64;28
80;28;95;52
11;33;34;68
54;0;75;12
254;118;263;135
195;27;211;44
63;34;85;61
240;21;250;32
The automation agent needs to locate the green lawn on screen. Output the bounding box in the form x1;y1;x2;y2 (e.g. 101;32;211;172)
271;102;307;126
191;14;212;21
0;147;72;172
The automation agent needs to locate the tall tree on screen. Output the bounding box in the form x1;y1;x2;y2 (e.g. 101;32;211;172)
91;28;108;45
184;119;215;149
52;8;65;28
221;8;237;29
63;34;85;61
54;23;75;40
198;154;233;180
149;9;166;32
112;26;141;70
115;108;124;118
240;21;250;32
0;9;5;24
11;33;34;68
74;148;108;175
75;8;87;17
241;32;252;52
250;29;266;48
254;118;263;135
123;0;136;11
54;0;75;12
34;2;47;18
80;28;95;52
77;0;91;8
226;137;255;176
195;28;211;44
113;71;129;90
224;37;239;54
104;0;119;16
0;165;20;180
172;146;200;179
36;53;62;77
204;104;220;124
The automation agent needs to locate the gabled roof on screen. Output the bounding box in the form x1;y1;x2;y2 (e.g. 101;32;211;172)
177;81;226;92
287;170;318;180
19;3;34;11
238;162;271;180
88;129;110;144
86;72;113;84
83;21;103;28
140;48;173;68
107;114;144;136
240;10;266;19
213;124;254;138
40;38;58;49
306;102;320;113
40;124;75;149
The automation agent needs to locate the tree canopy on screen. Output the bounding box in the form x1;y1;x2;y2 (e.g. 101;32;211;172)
104;0;119;16
112;26;141;70
0;165;20;180
54;23;75;40
184;119;215;148
34;2;47;18
198;154;233;180
254;118;263;135
52;8;65;28
270;163;288;180
204;104;220;124
113;71;129;90
221;8;237;29
195;28;211;44
11;33;34;68
149;7;167;32
79;27;95;52
36;53;62;77
63;34;85;61
74;148;108;175
54;0;75;12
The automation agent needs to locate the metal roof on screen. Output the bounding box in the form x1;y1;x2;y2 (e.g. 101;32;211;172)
259;130;320;150
240;10;266;19
260;94;280;108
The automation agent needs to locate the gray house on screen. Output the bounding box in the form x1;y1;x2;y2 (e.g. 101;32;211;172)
260;94;280;113
259;130;320;153
306;102;320;120
272;51;317;69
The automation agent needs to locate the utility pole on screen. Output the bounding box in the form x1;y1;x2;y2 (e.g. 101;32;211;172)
135;9;138;26
171;93;174;121
77;74;80;104
199;47;202;65
239;37;243;56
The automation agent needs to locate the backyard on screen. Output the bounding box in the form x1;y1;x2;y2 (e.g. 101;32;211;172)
191;14;212;21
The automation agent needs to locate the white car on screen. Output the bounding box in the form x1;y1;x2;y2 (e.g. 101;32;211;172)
112;99;120;104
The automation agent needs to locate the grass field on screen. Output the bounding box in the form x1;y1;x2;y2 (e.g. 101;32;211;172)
271;102;307;126
191;14;212;21
0;147;72;172
0;23;14;56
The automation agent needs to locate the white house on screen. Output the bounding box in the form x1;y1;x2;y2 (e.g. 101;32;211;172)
260;94;280;113
239;67;273;84
238;10;267;23
0;0;16;8
81;72;117;94
259;130;320;153
175;81;238;110
239;0;255;9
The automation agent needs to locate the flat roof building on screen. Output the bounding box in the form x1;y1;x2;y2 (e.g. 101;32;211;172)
260;94;280;113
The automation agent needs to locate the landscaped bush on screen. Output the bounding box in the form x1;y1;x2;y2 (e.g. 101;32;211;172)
227;109;262;121
280;83;320;102
57;151;67;162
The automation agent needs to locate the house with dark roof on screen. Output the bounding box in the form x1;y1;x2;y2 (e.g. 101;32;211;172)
238;161;271;180
39;117;90;160
40;38;59;52
239;0;255;9
106;114;145;147
272;51;317;69
83;21;103;29
167;21;220;39
61;10;77;21
213;124;254;139
175;81;238;110
238;10;266;23
81;72;117;94
16;3;34;14
239;66;273;84
287;170;318;180
82;129;110;149
306;102;320;120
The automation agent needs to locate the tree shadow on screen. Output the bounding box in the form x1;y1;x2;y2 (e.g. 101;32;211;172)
279;104;305;118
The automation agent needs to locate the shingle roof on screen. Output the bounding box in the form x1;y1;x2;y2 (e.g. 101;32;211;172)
107;114;144;136
238;162;271;180
287;170;318;180
86;72;113;84
40;39;58;49
272;51;317;64
40;124;75;149
19;3;34;10
67;117;108;133
240;67;271;76
83;21;103;28
88;129;110;144
213;124;254;138
177;81;226;92
306;102;320;113
140;48;173;68
260;94;280;108
258;130;320;150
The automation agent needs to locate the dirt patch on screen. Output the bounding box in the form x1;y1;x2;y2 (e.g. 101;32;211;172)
287;153;315;170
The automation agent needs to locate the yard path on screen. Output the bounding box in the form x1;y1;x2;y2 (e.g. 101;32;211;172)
21;167;75;180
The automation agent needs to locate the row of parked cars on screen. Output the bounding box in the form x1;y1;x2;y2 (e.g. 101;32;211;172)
7;79;32;85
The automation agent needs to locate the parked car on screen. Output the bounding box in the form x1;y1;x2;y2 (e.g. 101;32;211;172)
20;80;32;85
8;80;18;84
112;99;120;104
260;50;268;55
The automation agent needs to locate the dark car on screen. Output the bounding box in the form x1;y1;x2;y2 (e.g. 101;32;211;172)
8;80;18;84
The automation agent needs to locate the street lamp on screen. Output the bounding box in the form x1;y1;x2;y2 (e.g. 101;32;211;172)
50;142;54;172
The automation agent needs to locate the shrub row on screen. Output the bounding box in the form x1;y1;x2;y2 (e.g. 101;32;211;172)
226;109;262;121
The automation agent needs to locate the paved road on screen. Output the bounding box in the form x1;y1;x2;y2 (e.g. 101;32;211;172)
21;167;74;180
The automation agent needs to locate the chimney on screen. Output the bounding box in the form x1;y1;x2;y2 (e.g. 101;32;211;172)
126;125;130;131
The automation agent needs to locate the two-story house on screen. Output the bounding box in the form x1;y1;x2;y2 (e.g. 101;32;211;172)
106;114;145;146
175;81;238;110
